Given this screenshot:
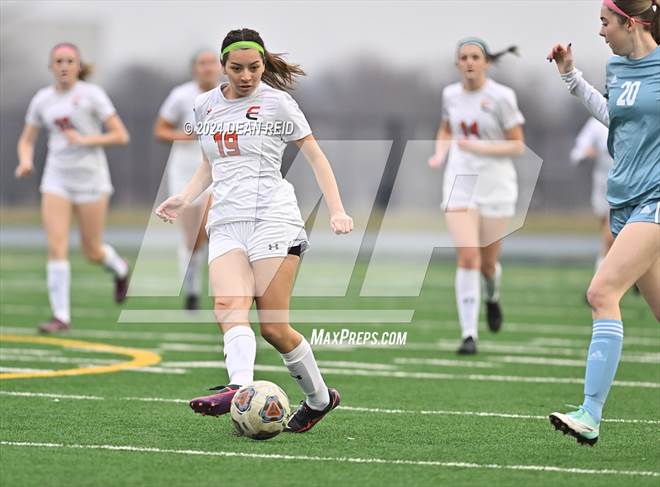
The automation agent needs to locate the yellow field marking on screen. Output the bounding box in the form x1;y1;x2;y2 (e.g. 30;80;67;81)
0;335;161;380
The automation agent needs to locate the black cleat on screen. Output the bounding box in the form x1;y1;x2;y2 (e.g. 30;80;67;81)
486;301;502;332
114;259;130;304
185;294;200;311
457;336;477;355
284;388;340;433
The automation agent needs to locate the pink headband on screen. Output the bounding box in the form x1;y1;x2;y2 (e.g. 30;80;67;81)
603;0;652;26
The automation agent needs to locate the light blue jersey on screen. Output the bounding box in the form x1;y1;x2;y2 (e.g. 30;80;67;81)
605;46;660;209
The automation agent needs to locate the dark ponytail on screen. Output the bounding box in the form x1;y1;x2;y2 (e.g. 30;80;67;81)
456;38;519;63
221;28;305;91
487;45;519;63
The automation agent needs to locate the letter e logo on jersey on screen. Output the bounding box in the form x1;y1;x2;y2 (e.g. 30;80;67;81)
246;105;261;120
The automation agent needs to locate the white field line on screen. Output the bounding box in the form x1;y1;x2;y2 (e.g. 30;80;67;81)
154;361;659;388
397;354;659;368
3;300;656;326
0;440;658;477
393;358;497;369
2;327;658;362
2;335;646;365
1;305;109;318
414;320;659;338
1;391;658;425
0;355;185;375
0;367;49;373
0;326;220;343
0;347;64;356
530;337;659;348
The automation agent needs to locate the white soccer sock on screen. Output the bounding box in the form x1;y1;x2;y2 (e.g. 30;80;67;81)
47;260;70;323
182;246;205;297
483;262;502;303
223;326;256;386
281;338;330;411
102;244;128;278
456;267;480;340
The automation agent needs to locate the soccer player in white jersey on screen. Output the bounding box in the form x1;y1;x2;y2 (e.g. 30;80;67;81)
15;43;130;334
428;38;525;355
570;117;615;273
156;28;353;433
154;50;221;310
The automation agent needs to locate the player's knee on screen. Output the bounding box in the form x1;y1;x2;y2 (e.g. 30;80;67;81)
213;296;251;324
480;261;496;276
259;323;286;345
586;281;617;311
260;324;299;352
457;250;481;269
83;244;104;263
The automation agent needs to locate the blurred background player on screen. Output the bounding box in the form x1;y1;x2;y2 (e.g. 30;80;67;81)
154;49;221;310
428;37;525;355
15;42;131;334
548;0;659;445
156;28;354;433
570;117;614;272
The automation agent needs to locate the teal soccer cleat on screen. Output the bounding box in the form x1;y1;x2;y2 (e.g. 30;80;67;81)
549;407;599;446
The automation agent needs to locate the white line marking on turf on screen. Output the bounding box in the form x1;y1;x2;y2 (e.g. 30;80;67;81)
0;367;49;373
0;441;657;477
393;358;497;369
155;361;660;388
1;391;657;425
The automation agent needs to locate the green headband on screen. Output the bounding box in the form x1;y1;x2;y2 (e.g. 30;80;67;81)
221;40;265;57
457;37;490;57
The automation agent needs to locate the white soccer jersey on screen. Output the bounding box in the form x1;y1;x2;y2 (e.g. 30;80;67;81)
441;79;525;207
25;81;116;192
158;81;206;197
193;81;312;227
570;117;613;216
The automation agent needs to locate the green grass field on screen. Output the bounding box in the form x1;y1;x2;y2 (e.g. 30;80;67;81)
1;248;658;487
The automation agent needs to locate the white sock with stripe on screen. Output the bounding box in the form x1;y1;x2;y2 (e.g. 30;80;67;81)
47;260;70;323
281;338;330;411
456;267;480;340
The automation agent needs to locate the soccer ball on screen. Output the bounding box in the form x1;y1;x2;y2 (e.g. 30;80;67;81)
230;381;290;440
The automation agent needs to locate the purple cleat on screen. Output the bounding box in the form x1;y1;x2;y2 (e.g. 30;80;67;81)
38;317;71;334
189;385;240;416
114;260;130;304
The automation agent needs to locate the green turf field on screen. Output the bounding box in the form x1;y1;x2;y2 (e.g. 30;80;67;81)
1;248;658;487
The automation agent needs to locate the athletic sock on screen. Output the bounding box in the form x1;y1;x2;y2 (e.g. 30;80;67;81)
102;243;128;278
47;260;70;323
581;319;623;423
281;338;330;411
223;326;256;386
483;262;502;303
456;267;480;339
